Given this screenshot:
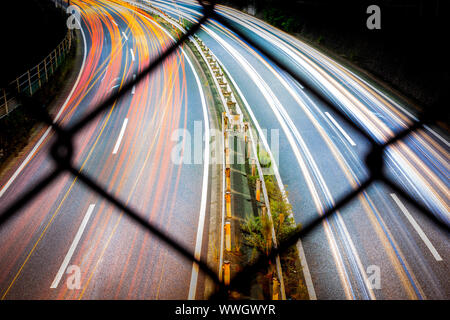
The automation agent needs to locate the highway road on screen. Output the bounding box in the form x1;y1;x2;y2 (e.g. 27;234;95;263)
0;0;448;300
0;0;211;299
147;0;449;299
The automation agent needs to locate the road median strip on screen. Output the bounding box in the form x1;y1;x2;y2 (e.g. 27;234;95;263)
126;0;309;300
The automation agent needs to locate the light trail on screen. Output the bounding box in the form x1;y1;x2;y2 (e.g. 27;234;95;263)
0;0;209;300
150;0;449;299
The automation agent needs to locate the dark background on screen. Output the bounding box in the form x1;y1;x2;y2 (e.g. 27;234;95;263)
0;0;67;86
218;0;449;114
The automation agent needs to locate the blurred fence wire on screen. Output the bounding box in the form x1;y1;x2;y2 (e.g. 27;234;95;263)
0;0;448;300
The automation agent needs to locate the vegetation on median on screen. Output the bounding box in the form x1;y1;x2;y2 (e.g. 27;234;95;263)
0;33;78;171
151;7;309;299
241;172;308;299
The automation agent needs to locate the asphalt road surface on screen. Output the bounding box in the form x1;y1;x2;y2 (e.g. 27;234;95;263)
150;0;449;300
0;0;448;300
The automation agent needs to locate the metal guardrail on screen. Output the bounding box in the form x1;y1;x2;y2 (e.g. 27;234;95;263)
0;0;448;300
192;35;287;298
0;30;73;119
151;6;289;298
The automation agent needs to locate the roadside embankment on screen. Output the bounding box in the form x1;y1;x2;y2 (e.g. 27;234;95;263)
0;30;81;181
0;1;83;176
139;3;309;299
189;35;309;300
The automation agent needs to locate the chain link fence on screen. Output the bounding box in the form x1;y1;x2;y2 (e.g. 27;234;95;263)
0;0;448;299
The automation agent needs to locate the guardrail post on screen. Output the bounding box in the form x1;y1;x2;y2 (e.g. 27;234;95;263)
225;167;231;192
223;112;228;128
50;52;54;74
37;64;41;88
53;49;57;72
223;261;230;286
272;276;280;300
261;205;273;255
245;140;250;159
225;128;230;166
58;44;62;65
169;7;294;299
27;70;32;95
256;179;261;202
227;100;236;111
44;56;48;82
244;122;248;143
3;89;8;114
225;221;231;252
261;205;267;220
225;192;232;218
225;146;230;166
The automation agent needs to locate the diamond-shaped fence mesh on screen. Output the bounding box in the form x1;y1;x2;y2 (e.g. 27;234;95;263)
0;0;448;300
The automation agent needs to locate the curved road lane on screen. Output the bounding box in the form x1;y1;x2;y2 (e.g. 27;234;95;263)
0;0;209;299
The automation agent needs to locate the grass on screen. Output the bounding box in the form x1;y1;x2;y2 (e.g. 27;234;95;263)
240;172;308;299
152;8;309;299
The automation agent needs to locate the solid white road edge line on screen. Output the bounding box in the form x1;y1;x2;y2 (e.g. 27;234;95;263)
185;47;210;302
390;193;442;261
112;118;128;154
50;204;96;288
141;3;318;298
206;25;322;299
325;112;357;146
137;13;210;299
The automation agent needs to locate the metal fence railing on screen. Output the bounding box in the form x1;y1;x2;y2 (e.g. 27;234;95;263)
0;30;73;119
0;0;448;300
